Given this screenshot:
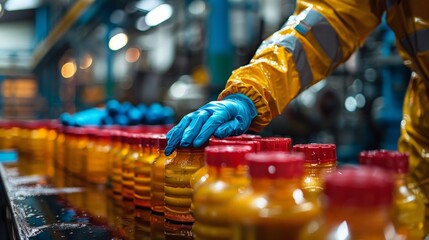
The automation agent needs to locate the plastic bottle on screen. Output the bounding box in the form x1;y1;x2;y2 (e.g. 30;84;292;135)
300;166;401;239
151;134;176;213
112;132;130;200
258;137;292;152
86;129;111;184
0;121;12;149
64;127;78;174
134;134;158;208
68;128;89;178
228;152;319;240
360;150;425;239
192;145;253;240
122;133;142;200
164;146;206;222
293;143;337;202
107;130;122;188
190;139;261;191
54;125;66;169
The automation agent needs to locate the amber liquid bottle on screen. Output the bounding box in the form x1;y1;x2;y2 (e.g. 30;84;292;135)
300;166;402;239
360;150;425;239
192;145;252;240
228;152;319;240
191;139;260;192
164;146;205;222
293;143;336;202
134;134;158;208
86;129;111;184
122;133;142;200
151;135;176;213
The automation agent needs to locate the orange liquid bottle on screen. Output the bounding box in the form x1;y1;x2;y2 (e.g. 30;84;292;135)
360;150;425;239
164;146;205;222
151;134;176;213
70;128;89;178
86;129;111;184
300;166;401;239
107;130;122;189
257;137;292;152
192;145;253;240
134;134;158;208
54;125;65;169
0;121;13;149
228;152;319;240
112;132;130;200
293;143;336;202
64;127;78;174
122;133;142;200
191;139;261;191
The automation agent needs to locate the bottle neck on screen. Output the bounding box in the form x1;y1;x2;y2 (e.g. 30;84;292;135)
394;173;406;187
304;162;336;175
251;177;303;200
207;165;247;180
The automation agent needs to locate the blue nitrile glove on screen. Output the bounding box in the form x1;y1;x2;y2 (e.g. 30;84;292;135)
164;94;257;156
120;102;134;114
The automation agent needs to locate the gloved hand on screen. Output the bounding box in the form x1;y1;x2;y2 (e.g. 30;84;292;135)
165;94;257;156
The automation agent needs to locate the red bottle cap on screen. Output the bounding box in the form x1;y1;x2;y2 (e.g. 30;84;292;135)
125;133;142;145
155;134;168;149
292;143;336;164
209;139;261;153
359;150;409;174
205;145;253;167
94;129;112;141
140;133;152;147
258;137;292;152
223;134;262;140
246;152;305;179
148;134;165;148
109;130;123;142
324;166;394;207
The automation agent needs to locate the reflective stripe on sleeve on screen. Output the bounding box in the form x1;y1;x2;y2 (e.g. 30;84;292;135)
276;35;313;89
293;8;343;66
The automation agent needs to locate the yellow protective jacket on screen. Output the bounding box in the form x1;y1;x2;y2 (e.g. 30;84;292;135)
218;0;429;203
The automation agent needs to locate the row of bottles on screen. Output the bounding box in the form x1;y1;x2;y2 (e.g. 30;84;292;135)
192;146;425;239
0;120;425;239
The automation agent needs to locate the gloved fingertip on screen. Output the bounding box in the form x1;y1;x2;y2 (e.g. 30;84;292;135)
193;137;208;148
180;140;191;147
164;146;173;156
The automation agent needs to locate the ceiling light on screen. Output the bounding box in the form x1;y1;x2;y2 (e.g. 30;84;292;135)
5;0;41;11
145;4;173;27
109;33;128;51
135;0;162;12
61;60;77;79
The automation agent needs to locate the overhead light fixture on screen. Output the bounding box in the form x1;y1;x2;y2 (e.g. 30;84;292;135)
135;16;150;31
61;60;77;79
80;54;93;69
145;4;173;27
135;0;162;12
125;48;141;63
109;32;128;51
5;0;42;11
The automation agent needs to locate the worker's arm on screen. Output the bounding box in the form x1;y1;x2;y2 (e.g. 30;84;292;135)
218;0;385;131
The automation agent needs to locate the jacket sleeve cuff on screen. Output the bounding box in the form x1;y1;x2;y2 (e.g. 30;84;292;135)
218;79;272;132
